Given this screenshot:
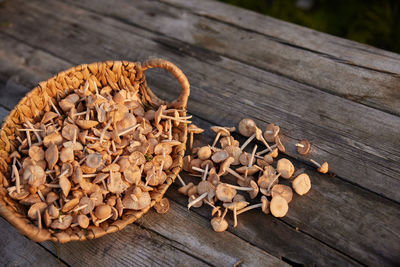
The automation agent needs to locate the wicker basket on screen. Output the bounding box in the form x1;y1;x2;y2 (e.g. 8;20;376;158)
0;58;189;243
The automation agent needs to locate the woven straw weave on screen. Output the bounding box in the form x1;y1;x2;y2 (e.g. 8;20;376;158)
0;58;189;243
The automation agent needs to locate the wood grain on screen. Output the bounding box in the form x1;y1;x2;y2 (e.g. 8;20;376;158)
70;0;400;115
0;217;63;266
0;0;399;203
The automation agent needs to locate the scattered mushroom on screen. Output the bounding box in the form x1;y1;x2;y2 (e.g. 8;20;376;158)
296;139;311;155
292;173;311;195
187;124;204;150
310;159;329;173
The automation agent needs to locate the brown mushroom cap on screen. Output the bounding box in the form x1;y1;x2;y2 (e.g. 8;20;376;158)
86;153;102;169
122;189;151;210
62;198;79;212
216;183;237;202
29;146;45;162
178;182;194;196
41;111;59;124
269;148;279;158
270;195;289;218
59;175;71;197
318;162;329;174
261;196;270;214
276;158;294;179
76;119;99;130
46;191;59;204
107;172;127;194
238;118;257;137
218;157;235;176
51;214;73;230
210;216;228;232
211;150;229;163
79;196;95;215
223;200;249;211
43;131;63;147
154;198;170;214
239;152;255;166
23;165;46;187
248;180;259;199
296;139;311;155
275;136;285;153
94;204;112;220
292;173;311;195
263;123;280;142
27;202;47;219
197;146;212;160
154;143;173;155
189;158;203;174
224;145;242;165
62;124;79;141
271;184;293;203
77;214;90;228
211;126;234;136
188;124;204;134
45;144;59;170
236;166;259;176
60;147;74;163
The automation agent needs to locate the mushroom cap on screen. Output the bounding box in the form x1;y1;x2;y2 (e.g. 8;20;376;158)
20;194;41;206
61;198;79;212
276;158;294;179
62;124;79;141
197;180;215;195
154;105;166;125
51;214;73;230
182;155;191;172
29;146;45;162
224;145;242;165
94;204;112;220
9;190;30;200
107;172;127;194
77;214;90;228
46;191;59;204
90;191;104;207
248;180;259;199
78;196;95;215
128;151;147;165
318;162;329;173
63;141;83;151
122;189;151;210
263;123;280;142
216;183;237;202
275;136;286;153
296;139;311;155
207;173;220;186
198;146;212;160
154;198;170;214
188;124;204;134
261;196;270;214
41;111;59;124
178;182;194;196
86;153;102;169
117;157;131;172
189;158;203;173
223;200;249;211
76;119;99;130
43;131;63;147
211;150;229;163
271;184;293;203
116;113;137;132
45;144;59;170
258;173;279;189
269;148;279;158
200;160;214;170
210;217;228;232
59;175;71;197
236;166;259;176
292;173;311;195
123;167;141;185
60;147;74;163
270;195;289;218
239;152;255;166
238;118;257;137
211;126;234;136
27;202;47;219
218;157;235;176
23;165;46;187
154;143;173;155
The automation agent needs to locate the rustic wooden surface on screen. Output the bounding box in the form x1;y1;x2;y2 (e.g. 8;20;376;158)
0;0;399;266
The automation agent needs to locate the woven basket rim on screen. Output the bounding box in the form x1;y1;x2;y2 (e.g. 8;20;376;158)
0;58;189;243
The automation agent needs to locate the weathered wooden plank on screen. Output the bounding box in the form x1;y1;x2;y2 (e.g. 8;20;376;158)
170;115;400;266
137;201;288;267
0;218;64;267
0;36;359;266
41;223;210;267
0;106;9;123
67;0;400;116
1;0;399;203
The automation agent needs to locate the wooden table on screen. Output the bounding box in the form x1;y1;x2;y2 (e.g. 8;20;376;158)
1;0;399;266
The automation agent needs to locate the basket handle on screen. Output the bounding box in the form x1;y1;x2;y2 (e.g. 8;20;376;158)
142;58;190;109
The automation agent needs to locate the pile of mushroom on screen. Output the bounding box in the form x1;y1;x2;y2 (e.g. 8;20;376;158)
178;118;328;232
5;80;189;232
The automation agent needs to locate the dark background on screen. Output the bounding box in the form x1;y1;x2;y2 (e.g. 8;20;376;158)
218;0;400;53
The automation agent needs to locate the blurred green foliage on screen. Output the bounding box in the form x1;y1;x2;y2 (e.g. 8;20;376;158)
218;0;400;53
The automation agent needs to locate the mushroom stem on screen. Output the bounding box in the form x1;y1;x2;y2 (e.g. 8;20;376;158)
187;192;208;209
189;133;194;150
240;133;256;151
85;108;90;121
249;145;257;168
310;159;321;168
95;214;112;225
259;135;272;152
233;206;237;227
73;204;88;212
267;173;281;192
45;183;61;188
85;136;100;140
220;208;228;223
225;183;253;191
100;119;112;144
49;100;61;116
12;165;20;193
58;169;69;179
191;166;205;173
168;119;172;141
73;111;87;116
26;131;32;148
236;203;262;215
296;143;305;148
37;189;45;202
256;144;278;156
211;132;222;148
159;160;164;177
112;155;120;164
82;174;97;178
202;164;209;181
226;167;245;181
37;210;42;229
16;128;44;132
176;174;186;186
118;124;140;136
26;121;42;142
204;200;221;217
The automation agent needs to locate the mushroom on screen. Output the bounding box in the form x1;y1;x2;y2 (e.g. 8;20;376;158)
225;180;259;199
270;195;289;218
94;204;112;220
223;199;249;227
59;175;71;197
43;131;63;147
210;126;235;148
60;147;74;162
263;123;280;142
122;188;151;210
310;159;329;173
86;153;102;169
224;145;242;165
215;183;237;202
107;171;127;194
296;139;311;155
276;158;295;179
41;111;59;124
61;198;79;212
59;93;79;112
23;165;46;187
51;214;73;230
77;214;90;228
218;157;245;181
210;208;229;232
45;144;59;170
271;184;293;203
62;124;79;141
154;198;170;214
197;146;212;160
46;191;59;204
187;192;208;209
27;202;47;219
275;136;285;153
28;145;45;162
211;150;229;163
292;173;311;195
237;196;269;215
178;182;195;196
